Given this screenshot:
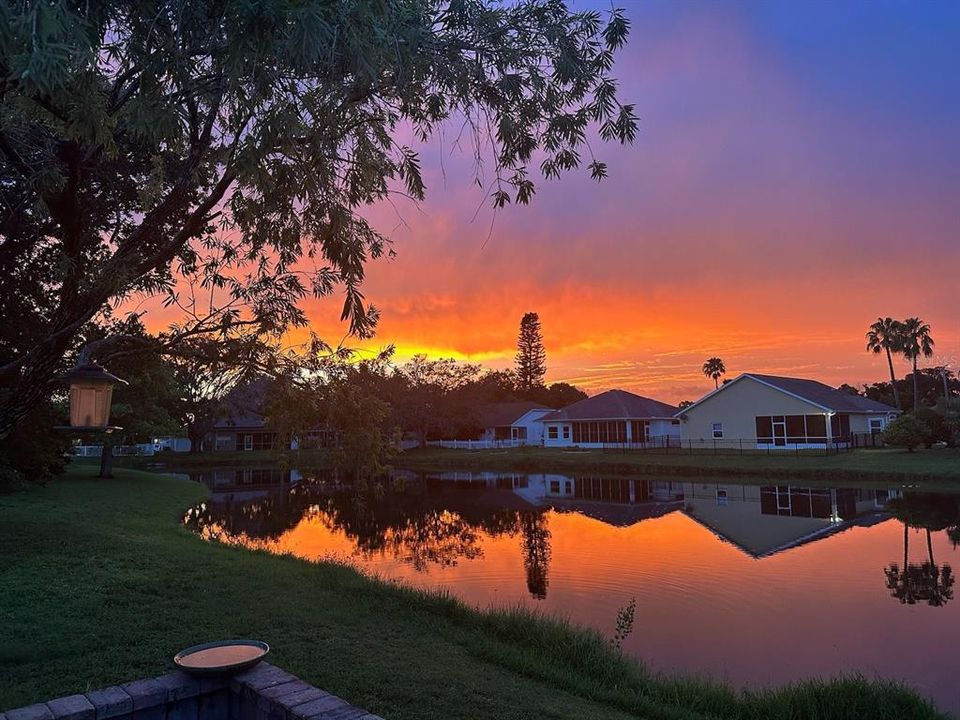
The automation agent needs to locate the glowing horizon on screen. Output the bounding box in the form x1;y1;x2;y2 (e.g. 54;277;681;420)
138;1;960;404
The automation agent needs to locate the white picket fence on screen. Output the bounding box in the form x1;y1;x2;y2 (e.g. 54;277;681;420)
73;443;157;457
427;439;528;450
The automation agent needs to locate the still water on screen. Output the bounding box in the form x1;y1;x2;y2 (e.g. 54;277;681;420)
183;467;960;713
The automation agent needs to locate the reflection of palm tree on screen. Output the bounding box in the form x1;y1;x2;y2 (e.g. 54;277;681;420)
520;512;552;599
884;522;955;607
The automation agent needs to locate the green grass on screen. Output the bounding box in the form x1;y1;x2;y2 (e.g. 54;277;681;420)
0;466;948;720
397;446;960;489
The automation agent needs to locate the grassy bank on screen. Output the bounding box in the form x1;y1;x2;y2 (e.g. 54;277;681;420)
110;448;333;471
1;466;947;720
397;446;960;488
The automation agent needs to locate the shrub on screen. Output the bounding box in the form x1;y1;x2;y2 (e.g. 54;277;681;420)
911;407;950;446
880;415;932;452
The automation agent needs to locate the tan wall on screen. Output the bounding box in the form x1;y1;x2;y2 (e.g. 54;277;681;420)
848;413;891;434
679;377;826;442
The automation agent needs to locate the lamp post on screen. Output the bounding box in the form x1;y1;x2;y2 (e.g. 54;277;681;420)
59;362;127;478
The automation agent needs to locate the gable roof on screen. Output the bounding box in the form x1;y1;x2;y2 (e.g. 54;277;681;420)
477;401;553;428
677;373;898;416
541;389;678;422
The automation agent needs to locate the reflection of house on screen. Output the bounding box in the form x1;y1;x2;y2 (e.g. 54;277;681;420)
682;482;899;557
477;401;555;444
540;390;680;447
193;466;303;501
536;474;684;526
677;374;899;449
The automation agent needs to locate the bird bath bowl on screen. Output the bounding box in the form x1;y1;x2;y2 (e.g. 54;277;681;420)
174;640;269;676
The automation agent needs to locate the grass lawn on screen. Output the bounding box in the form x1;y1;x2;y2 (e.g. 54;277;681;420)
0;465;948;720
397;446;960;488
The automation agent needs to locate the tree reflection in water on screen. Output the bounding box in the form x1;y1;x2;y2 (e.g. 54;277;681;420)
884;493;960;607
184;474;554;598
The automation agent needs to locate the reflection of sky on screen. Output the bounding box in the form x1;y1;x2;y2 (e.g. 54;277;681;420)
144;1;960;402
193;499;960;714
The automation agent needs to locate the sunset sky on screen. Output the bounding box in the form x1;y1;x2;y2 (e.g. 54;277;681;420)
157;1;960;403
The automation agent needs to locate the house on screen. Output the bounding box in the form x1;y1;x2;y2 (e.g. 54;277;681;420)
681;482;899;558
539;389;681;447
477;401;555;444
210;412;279;451
676;373;899;449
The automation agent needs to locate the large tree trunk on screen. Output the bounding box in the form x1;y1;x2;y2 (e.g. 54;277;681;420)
886;348;901;410
913;357;920;412
98;435;115;479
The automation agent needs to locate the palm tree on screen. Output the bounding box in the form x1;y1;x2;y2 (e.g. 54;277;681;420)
901;317;935;412
866;317;904;410
702;357;726;389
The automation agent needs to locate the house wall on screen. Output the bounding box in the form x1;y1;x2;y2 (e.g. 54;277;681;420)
679;377;826;444
513;409;552;444
849;413;894;434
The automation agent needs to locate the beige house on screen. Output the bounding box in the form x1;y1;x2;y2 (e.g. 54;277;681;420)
677;373;898;449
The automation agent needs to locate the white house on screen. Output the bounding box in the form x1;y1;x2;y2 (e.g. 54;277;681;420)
539;389;680;448
477;401;555;444
676;373;899;450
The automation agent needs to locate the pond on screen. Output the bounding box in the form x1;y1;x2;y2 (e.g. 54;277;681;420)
183;466;960;714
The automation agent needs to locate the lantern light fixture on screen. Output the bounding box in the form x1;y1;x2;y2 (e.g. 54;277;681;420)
60;362;127;431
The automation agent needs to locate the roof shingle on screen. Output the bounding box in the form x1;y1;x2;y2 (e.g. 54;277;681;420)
541;389;678;422
746;374;897;413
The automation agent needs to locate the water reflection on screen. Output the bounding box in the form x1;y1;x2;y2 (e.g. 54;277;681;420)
182;468;960;604
883;494;959;607
183;466;960;713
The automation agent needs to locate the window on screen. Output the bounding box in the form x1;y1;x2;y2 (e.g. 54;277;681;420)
756;415;830;445
712;423;723;438
630;420;649;443
243;434;253;451
755;416;773;443
869;417;884;434
785;415;806;443
562;425;570;439
716;488;728;506
547;426;559;440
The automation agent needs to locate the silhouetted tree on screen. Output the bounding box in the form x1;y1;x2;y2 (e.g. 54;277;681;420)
515;313;547;394
527;382;588;409
901;318;935;412
0;1;637;442
702;357;726;389
866;317;905;410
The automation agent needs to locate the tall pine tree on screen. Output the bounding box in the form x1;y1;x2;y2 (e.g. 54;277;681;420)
515;313;547;394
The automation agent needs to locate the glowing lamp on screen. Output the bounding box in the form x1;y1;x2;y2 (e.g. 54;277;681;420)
61;363;127;430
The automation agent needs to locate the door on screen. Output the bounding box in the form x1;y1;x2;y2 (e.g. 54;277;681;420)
772;417;786;446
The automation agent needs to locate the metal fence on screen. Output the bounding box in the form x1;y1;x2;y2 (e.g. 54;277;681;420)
427;435;885;456
589;437;857;456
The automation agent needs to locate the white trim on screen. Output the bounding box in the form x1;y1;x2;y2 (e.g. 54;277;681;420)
542;416;675;423
676;374;831;417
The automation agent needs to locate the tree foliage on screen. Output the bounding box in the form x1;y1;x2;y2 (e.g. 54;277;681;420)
0;0;637;440
701;357;726;389
515;312;547;393
866;317;904;410
880;415;931;452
